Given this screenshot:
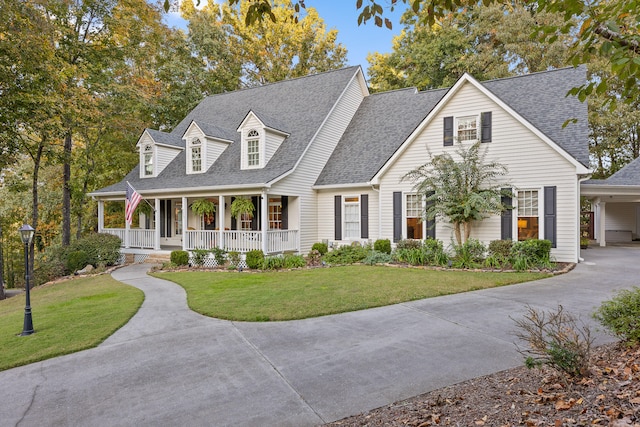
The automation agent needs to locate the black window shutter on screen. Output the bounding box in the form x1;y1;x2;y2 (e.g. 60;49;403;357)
160;200;166;238
251;196;259;231
481;111;492;143
425;191;436;239
230;197;237;230
443;116;454;146
501;188;512;240
544;186;557;248
281;196;288;230
334;195;342;240
360;194;369;239
393;192;402;242
165;200;172;237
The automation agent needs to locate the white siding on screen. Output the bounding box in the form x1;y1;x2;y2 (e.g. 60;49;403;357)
264;130;286;166
605;203;638;235
316;188;380;247
274;71;367;254
378;82;580;262
156;146;181;176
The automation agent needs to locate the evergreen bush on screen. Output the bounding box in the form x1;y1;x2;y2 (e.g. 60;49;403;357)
68;233;122;267
311;242;328;255
373;239;391;254
67;250;89;273
594;287;640;345
170;250;189;266
245;250;264;269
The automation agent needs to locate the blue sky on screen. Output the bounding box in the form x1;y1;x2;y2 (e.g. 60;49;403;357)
163;1;408;78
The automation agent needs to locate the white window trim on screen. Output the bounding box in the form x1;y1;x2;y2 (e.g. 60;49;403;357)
455;113;480;144
188;138;205;174
514;187;544;241
141;144;155;178
342;195;361;240
242;129;264;170
403;192;425;240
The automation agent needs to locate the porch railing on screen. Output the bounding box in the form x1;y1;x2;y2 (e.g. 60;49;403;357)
104;228;299;254
101;228;155;249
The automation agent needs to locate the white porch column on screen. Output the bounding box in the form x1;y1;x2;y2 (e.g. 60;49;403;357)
261;190;268;254
182;196;188;251
154;198;161;250
97;200;104;232
218;195;225;249
598;201;607;247
124;208;130;249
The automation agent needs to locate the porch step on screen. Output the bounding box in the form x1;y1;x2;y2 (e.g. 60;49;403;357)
144;253;172;264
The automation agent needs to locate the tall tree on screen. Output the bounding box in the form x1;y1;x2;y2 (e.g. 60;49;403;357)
219;0;348;86
403;142;510;245
368;2;572;91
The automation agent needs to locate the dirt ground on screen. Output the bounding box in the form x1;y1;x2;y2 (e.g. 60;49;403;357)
326;343;640;426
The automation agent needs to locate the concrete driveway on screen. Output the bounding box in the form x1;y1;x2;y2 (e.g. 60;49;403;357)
0;246;637;427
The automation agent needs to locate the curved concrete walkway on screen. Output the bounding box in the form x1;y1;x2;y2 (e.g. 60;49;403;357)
0;245;638;426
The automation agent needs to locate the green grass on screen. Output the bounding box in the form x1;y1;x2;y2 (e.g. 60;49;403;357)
155;265;549;321
0;275;144;371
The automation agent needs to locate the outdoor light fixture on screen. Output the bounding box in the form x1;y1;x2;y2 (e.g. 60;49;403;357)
19;224;35;336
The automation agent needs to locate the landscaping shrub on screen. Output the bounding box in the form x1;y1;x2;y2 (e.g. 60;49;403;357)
283;254;306;269
262;255;285;270
363;250;393;265
373;239;392;254
510;239;553;270
227;251;240;267
170;250;189;266
67;250;89;273
211;247;227;267
514;305;593;378
307;249;322;266
191;249;210;267
68;233;121;267
423;238;449;266
311;242;328;255
323;244;369;264
396;239;423;250
34;244;69;285
488;240;513;260
394;247;426;265
245;250;264;269
594;287;640;345
451;239;486;269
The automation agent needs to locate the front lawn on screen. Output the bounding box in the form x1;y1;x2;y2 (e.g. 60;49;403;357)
0;275;144;371
155;265;549;321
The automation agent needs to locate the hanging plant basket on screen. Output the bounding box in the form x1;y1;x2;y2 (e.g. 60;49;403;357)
191;198;216;216
230;197;255;219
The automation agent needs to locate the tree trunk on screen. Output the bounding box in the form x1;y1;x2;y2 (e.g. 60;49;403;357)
62;132;72;246
464;222;472;243
453;222;463;246
29;141;45;285
0;224;5;300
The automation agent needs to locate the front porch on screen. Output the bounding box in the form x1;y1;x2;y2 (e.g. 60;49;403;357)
97;193;300;255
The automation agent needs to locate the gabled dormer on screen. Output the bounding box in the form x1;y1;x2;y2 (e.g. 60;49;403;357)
237;111;290;170
182;121;234;174
136;129;183;178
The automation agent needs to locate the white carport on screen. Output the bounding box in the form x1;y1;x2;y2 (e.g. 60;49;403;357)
581;158;640;247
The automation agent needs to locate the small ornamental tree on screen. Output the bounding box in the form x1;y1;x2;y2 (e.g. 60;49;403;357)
403;141;510;245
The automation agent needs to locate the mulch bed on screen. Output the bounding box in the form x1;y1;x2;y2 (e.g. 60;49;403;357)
326;343;640;426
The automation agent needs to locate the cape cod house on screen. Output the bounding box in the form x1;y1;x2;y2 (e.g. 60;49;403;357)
90;65;594;263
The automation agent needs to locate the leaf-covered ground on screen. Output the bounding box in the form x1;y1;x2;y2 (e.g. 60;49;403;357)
326;343;640;426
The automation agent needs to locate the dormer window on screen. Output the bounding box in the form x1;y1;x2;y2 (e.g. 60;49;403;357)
243;129;262;169
189;138;203;173
143;144;154;177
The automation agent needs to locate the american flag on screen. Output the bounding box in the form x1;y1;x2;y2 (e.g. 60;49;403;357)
125;182;142;225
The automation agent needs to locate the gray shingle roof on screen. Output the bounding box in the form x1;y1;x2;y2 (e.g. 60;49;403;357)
190;121;237;142
482;65;589;167
315;66;589;186
145;129;182;147
93;66;361;194
315;88;447;185
586;157;640;185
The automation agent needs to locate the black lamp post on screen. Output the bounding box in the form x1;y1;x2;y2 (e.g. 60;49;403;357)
19;224;35;336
